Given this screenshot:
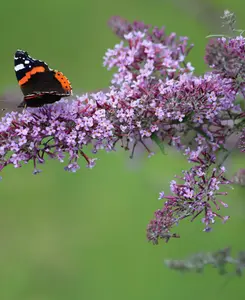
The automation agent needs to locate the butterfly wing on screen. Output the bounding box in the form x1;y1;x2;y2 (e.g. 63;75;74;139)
14;50;72;107
20;70;72;96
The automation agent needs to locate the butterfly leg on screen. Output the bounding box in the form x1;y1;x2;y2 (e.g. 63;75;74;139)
22;103;27;113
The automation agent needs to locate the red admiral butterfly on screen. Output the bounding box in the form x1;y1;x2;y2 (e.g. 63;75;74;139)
14;50;72;107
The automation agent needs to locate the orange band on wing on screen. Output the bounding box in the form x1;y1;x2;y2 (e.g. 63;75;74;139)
54;71;72;93
19;66;45;86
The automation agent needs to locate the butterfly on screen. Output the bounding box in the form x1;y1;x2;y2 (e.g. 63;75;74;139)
14;50;72;107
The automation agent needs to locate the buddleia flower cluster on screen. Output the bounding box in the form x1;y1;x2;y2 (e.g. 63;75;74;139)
0;15;244;241
165;247;245;276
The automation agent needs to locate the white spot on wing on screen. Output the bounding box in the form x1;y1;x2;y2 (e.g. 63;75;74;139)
14;64;25;71
24;60;30;64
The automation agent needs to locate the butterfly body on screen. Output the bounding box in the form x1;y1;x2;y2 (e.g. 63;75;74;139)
14;50;72;107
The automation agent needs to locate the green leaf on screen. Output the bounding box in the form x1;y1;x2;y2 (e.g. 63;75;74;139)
151;133;166;154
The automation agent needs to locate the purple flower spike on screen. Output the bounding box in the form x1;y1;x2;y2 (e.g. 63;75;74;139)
205;36;245;98
147;150;231;244
0;97;115;173
0;16;244;244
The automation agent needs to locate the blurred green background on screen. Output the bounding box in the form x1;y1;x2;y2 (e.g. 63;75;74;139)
1;0;245;299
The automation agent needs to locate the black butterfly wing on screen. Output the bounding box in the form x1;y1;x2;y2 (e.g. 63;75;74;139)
20;71;69;96
14;50;72;107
